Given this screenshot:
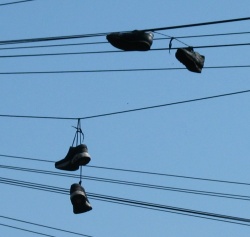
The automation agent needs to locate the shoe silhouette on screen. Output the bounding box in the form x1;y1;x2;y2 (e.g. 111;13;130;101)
175;47;205;73
55;144;91;171
106;30;154;51
70;183;92;214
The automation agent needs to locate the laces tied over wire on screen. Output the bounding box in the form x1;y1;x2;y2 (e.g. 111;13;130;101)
72;119;84;147
72;119;84;185
154;31;190;54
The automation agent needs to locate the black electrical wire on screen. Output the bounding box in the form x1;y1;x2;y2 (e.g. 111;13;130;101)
88;193;250;227
1;154;250;186
0;89;249;121
88;165;250;186
74;89;250;120
88;192;250;224
1;164;250;201
0;31;249;51
0;33;107;46
0;65;249;75
0;41;108;51
0;0;35;6
2;177;250;227
0;42;249;58
0;154;54;163
88;196;250;227
0;17;249;46
0;223;57;237
1;177;250;227
0;216;93;237
163;31;250;40
143;17;250;32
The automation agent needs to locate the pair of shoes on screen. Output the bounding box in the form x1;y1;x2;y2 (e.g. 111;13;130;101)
55;144;91;171
70;183;92;214
175;47;205;73
106;30;154;51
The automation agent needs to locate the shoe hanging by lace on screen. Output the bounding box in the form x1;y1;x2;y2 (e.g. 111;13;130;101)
72;119;84;185
154;31;190;53
72;119;84;146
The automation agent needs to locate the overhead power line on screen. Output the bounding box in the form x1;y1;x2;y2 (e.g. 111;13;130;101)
0;41;108;51
0;89;249;121
0;43;249;58
0;65;249;75
0;215;93;237
0;17;249;45
1;164;250;201
1;177;250;227
0;154;54;163
0;0;35;6
143;17;250;32
1;155;250;186
0;223;57;237
0;31;249;51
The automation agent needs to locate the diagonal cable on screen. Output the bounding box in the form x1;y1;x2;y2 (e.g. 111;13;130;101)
1;177;250;226
0;89;249;121
0;215;93;237
1;165;250;201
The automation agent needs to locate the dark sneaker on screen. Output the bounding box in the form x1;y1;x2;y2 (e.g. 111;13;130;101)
55;144;91;171
106;30;154;51
175;47;205;73
70;183;92;214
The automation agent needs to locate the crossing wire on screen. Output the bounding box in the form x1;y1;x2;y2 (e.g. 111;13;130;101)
0;215;93;237
1;177;250;227
1;156;250;186
0;17;249;45
0;223;57;237
0;31;249;51
0;89;249;120
1;164;250;201
0;65;249;75
0;0;35;6
0;42;249;58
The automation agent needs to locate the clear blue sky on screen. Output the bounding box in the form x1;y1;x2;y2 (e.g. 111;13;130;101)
1;0;250;236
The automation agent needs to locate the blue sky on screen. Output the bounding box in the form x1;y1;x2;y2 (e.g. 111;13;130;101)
0;0;250;236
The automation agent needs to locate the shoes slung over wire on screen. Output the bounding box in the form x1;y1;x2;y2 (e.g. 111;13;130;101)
70;183;92;214
175;47;205;73
55;144;91;171
106;30;154;51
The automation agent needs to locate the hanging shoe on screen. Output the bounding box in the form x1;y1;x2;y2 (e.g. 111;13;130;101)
106;30;154;51
175;47;205;73
55;144;91;171
70;183;92;214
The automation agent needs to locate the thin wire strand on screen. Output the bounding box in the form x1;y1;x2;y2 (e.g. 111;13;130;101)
1;155;250;186
0;31;249;51
0;215;93;237
0;154;54;163
0;65;249;75
0;41;108;51
0;0;35;6
88;196;250;227
0;42;249;58
0;89;249;120
1;164;250;201
154;31;189;47
1;178;250;226
77;89;250;120
0;17;249;45
0;223;57;237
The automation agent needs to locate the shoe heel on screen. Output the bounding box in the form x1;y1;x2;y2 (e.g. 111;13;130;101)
71;152;91;166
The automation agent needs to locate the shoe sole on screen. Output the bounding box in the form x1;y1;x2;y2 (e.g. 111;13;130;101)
55;160;78;171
